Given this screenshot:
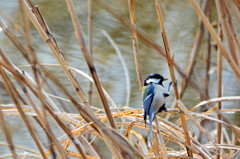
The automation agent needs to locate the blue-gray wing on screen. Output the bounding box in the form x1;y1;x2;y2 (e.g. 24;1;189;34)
143;83;155;122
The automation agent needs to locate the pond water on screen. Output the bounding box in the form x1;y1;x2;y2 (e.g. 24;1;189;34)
0;0;239;157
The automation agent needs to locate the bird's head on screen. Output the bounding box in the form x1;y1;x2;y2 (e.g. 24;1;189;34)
144;73;168;86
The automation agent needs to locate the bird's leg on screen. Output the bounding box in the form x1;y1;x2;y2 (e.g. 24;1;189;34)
167;81;173;92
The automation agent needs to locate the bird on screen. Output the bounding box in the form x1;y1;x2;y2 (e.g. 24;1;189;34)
142;73;171;144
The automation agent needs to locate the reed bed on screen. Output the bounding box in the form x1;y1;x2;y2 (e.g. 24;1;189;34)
0;0;239;158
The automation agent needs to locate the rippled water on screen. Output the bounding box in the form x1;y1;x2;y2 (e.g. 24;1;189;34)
0;0;239;157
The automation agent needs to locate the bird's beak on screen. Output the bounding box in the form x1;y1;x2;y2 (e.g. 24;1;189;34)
164;77;168;81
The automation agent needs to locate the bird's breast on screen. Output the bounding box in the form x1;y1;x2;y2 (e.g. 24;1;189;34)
151;85;165;111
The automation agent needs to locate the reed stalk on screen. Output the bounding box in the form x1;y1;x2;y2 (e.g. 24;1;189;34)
128;0;143;91
22;0;94;115
0;100;18;159
189;0;240;80
180;0;211;99
0;49;86;158
232;0;240;10
215;1;224;158
102;30;131;106
95;0;203;97
44;71;144;159
216;0;238;65
0;63;48;159
87;0;94;105
0;0;239;158
204;32;211;100
65;0;116;128
154;118;167;159
154;0;193;157
0;21;60;112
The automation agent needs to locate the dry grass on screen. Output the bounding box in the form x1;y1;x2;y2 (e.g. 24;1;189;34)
0;0;239;158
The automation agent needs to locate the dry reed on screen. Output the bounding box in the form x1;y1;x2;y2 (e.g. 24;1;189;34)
128;0;143;91
0;0;239;158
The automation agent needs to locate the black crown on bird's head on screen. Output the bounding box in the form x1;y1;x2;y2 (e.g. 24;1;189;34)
144;73;167;86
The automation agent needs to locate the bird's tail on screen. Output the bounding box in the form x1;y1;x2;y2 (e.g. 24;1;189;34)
148;112;154;145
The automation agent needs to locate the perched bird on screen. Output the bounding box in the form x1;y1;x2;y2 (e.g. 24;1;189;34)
142;73;170;144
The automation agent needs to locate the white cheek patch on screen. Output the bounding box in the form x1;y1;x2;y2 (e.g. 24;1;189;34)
146;78;160;84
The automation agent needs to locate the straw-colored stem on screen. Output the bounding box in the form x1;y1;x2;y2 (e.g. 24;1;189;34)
225;1;240;63
232;0;240;13
180;28;204;98
154;118;167;159
19;84;70;157
154;0;193;157
188;0;240;80
0;21;60;112
128;0;143;91
0;20;31;62
204;32;211;100
22;0;94;114
65;0;116;129
226;0;240;26
178;101;223;158
0;67;47;159
0;9;23;35
18;0;32;47
0;100;18;159
203;0;212;101
46;73;144;159
0;46;87;157
95;0;203;98
87;0;94;105
0;49;72;158
18;0;40;88
215;3;223;159
216;0;238;65
102;30;131;106
180;0;211;99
